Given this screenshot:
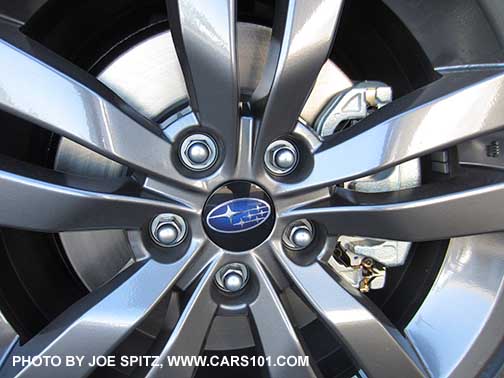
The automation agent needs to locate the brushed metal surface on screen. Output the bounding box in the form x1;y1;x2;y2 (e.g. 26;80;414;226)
406;233;504;378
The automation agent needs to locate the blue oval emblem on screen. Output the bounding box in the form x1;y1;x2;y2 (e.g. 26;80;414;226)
206;198;271;234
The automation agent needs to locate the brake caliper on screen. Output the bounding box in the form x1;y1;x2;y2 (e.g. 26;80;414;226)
314;82;420;292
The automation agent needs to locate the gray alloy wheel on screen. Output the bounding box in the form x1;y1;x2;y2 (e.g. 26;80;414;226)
1;1;504;378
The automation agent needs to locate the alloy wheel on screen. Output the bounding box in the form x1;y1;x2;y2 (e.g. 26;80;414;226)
1;1;504;378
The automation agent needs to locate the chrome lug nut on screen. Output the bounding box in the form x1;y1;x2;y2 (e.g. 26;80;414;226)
150;213;187;247
264;139;299;176
283;219;314;250
180;134;218;171
223;272;243;292
156;223;179;245
291;227;313;248
274;147;296;169
187;142;210;163
215;263;249;293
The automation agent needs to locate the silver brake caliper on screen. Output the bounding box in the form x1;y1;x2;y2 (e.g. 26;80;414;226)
315;81;392;137
314;81;421;292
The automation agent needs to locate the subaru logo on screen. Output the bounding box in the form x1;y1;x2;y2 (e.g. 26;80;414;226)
206;198;271;234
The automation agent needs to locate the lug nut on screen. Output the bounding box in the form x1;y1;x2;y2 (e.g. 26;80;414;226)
274;147;296;169
156;223;179;245
223;272;243;292
150;213;187;247
215;263;249;293
180;134;218;171
187;142;210;163
264;139;299;176
283;220;314;250
291;227;313;248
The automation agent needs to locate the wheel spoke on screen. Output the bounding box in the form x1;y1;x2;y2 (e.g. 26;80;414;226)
145;253;222;378
277;69;504;196
280;173;504;241
234;117;255;178
0;25;187;184
166;0;239;165
0;157;192;232
248;256;317;378
274;247;427;378
252;0;344;162
0;239;205;378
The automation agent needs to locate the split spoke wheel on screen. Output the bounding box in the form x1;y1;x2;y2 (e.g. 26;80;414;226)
1;1;504;378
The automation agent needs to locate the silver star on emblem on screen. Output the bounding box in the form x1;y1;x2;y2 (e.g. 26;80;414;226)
209;205;239;222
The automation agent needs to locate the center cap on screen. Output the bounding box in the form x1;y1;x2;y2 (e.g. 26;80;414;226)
203;181;275;251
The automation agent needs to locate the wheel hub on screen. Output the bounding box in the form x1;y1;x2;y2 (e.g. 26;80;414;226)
203;181;275;252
